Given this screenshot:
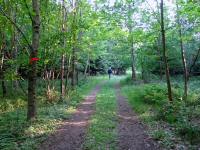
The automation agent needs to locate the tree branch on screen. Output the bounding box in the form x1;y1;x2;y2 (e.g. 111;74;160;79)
23;0;33;23
189;47;200;74
0;5;32;53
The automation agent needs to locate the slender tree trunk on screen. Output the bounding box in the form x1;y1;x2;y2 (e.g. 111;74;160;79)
131;41;136;80
76;69;79;85
2;81;6;97
71;46;76;89
27;0;40;121
127;4;136;81
60;0;68;100
65;55;71;89
160;0;173;102
84;54;90;79
65;57;69;89
128;28;136;81
71;0;77;89
157;36;163;80
141;63;145;82
176;3;188;99
12;5;19;88
60;54;65;100
189;47;200;77
0;32;6;97
60;0;67;100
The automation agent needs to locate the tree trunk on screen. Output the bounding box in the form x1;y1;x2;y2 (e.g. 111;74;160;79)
71;46;76;89
60;0;67;100
131;42;136;81
141;63;146;82
60;54;65;100
27;0;40;121
160;0;173;102
127;3;136;81
0;32;6;97
176;3;188;99
65;55;71;89
71;0;77;89
157;36;163;80
2;81;6;97
189;47;200;77
84;54;90;79
12;5;19;88
76;69;79;85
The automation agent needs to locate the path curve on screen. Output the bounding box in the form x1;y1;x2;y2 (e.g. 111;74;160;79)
115;84;160;150
39;85;101;150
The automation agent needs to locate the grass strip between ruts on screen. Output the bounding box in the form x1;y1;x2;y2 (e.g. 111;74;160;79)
84;79;118;150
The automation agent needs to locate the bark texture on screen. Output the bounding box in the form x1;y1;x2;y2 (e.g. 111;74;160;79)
177;3;188;99
160;0;173;102
27;0;40;120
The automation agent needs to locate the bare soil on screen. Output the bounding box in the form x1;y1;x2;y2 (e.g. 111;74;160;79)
39;85;101;150
115;84;161;150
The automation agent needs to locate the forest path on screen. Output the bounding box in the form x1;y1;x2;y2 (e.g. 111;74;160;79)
39;84;102;150
115;83;160;150
39;78;160;150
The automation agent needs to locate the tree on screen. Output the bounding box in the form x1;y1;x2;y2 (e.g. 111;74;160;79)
27;0;40;120
60;0;66;100
176;1;188;99
160;0;173;102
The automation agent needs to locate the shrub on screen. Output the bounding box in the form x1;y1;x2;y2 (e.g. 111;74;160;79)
176;121;200;144
45;89;59;103
156;102;180;123
142;84;167;105
120;75;133;85
0;98;26;113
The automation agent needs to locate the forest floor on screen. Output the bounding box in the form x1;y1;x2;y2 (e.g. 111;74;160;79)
1;76;199;149
115;83;160;150
39;84;102;150
39;77;160;150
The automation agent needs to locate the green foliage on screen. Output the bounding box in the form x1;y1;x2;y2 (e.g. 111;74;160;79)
152;130;168;141
156;101;185;123
120;75;133;85
0;76;103;150
176;121;200;144
121;76;200;148
142;84;167;105
0;98;26;113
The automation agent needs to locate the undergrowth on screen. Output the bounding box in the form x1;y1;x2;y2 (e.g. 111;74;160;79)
121;76;200;149
0;76;104;150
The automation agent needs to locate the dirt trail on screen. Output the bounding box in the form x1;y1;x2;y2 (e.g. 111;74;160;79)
115;84;160;150
39;85;101;150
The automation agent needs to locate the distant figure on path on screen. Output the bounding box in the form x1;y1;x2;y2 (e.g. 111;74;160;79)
108;67;113;79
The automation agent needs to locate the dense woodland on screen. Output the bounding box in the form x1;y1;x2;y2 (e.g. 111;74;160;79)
0;0;200;149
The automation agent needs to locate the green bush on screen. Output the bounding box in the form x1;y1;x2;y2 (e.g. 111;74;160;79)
121;76;200;148
156;101;185;123
176;121;200;144
120;75;133;85
142;84;167;105
0;98;26;113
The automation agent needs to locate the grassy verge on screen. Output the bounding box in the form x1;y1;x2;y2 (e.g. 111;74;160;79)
120;76;200;149
0;76;104;150
84;79;118;150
